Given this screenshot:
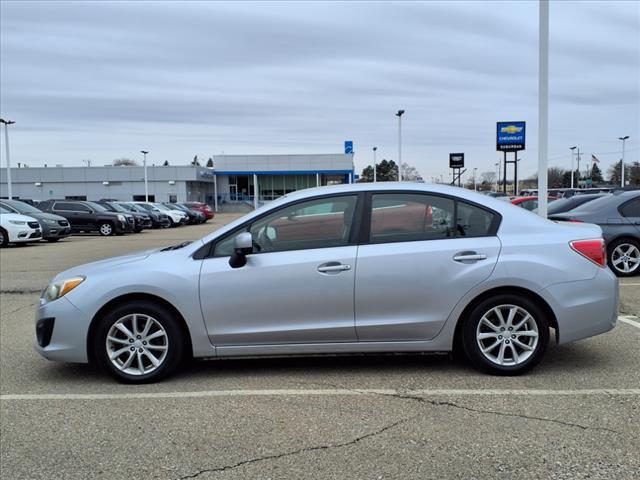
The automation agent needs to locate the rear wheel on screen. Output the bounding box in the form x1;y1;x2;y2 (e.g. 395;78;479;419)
98;222;114;236
607;238;640;277
0;228;8;247
461;294;549;375
93;301;185;383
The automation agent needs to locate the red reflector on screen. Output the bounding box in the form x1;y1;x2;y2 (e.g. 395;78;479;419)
570;239;606;267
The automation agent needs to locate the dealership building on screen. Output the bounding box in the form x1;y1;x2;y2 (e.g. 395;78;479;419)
0;153;355;210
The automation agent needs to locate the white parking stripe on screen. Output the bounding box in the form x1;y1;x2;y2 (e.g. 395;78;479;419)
619;283;640;286
619;316;640;329
1;388;639;401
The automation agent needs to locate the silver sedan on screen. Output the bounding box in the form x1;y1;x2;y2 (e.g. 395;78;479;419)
35;183;619;383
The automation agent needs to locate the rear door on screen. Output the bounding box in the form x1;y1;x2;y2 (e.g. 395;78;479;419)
619;198;640;234
354;192;501;342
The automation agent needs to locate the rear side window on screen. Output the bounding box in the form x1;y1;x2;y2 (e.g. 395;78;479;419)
54;202;81;211
456;202;496;237
370;193;455;243
620;199;640;217
369;193;496;243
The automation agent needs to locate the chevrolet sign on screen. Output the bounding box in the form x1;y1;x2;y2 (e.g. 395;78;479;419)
497;121;526;151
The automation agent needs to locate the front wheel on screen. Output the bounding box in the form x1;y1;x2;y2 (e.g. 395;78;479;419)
98;222;114;236
0;228;8;247
461;295;549;375
93;301;185;383
607;238;640;277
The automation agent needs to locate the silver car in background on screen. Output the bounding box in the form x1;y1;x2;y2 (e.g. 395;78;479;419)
35;183;619;383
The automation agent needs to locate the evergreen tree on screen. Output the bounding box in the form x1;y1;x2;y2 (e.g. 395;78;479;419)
590;163;604;184
206;158;214;168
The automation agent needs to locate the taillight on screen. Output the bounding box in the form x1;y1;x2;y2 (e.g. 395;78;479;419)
570;239;606;267
567;219;583;223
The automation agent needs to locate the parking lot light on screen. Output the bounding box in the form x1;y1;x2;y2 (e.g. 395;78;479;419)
141;150;149;201
1;118;16;199
373;146;377;183
570;146;577;189
395;110;404;181
618;136;629;187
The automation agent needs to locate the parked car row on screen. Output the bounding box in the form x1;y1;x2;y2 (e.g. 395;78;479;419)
0;199;214;247
508;190;640;276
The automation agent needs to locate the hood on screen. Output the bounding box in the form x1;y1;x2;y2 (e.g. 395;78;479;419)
1;212;39;223
29;211;68;222
54;249;155;280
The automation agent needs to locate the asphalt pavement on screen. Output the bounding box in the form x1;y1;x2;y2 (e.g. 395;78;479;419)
1;217;638;479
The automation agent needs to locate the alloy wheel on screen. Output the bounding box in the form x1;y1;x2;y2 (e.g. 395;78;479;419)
106;314;169;376
611;243;640;274
475;305;539;366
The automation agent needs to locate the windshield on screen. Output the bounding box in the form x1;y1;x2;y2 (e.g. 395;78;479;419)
4;201;42;214
154;203;171;211
105;202;127;213
139;203;159;212
0;206;10;214
117;203;135;212
86;201;108;212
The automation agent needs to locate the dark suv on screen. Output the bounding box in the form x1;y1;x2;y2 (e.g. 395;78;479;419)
38;200;130;236
0;199;71;242
97;200;151;233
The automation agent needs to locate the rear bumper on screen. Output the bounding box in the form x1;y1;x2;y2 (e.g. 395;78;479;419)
544;267;619;344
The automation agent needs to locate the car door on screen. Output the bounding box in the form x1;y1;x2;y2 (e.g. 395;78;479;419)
74;203;95;229
619;197;640;234
199;194;361;347
355;192;501;342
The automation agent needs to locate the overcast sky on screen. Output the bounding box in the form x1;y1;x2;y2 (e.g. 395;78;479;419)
1;0;638;181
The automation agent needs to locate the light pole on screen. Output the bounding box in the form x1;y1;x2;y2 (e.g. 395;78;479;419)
537;0;550;218
372;146;377;183
619;136;629;188
569;146;577;188
575;147;581;187
395;109;404;181
141;150;149;201
473;167;478;191
0;118;15;199
495;161;500;192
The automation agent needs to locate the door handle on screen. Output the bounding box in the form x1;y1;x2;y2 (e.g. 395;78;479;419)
317;263;351;273
453;252;487;262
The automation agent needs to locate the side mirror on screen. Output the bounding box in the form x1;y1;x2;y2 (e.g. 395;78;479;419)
229;232;253;268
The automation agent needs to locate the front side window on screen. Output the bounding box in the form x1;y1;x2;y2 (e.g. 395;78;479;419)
370;193;455;243
54;202;81;212
213;195;358;256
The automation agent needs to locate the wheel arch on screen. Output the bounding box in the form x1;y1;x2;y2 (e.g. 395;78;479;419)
452;286;559;354
87;293;193;364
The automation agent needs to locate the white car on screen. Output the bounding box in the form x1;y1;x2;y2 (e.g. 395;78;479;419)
0;206;43;247
149;202;188;227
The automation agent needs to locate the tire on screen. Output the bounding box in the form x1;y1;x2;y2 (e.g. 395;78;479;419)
607;238;640;277
98;222;114;236
93;301;185;383
461;294;549;376
46;238;60;243
0;228;8;248
169;218;177;228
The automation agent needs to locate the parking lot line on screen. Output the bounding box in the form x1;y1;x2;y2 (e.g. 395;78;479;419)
619;315;640;329
2;388;639;401
619;283;640;286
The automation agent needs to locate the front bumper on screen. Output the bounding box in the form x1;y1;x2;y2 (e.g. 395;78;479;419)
41;223;71;240
544;267;619;344
9;228;42;243
34;296;91;363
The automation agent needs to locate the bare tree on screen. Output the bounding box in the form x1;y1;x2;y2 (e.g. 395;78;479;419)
113;158;138;166
401;162;421;181
480;171;496;186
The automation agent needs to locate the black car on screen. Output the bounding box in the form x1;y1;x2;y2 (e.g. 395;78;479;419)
550;190;640;277
38;200;130;236
537;193;606;215
98;201;151;233
0;199;71;242
122;202;171;228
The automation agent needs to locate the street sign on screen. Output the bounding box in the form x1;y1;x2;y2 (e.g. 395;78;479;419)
344;141;353;154
497;121;526;151
449;153;464;169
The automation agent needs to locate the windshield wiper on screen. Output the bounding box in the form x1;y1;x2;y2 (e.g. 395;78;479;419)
160;241;192;251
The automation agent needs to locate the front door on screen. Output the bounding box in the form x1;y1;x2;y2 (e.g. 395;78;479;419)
199;194;361;346
355;192;501;341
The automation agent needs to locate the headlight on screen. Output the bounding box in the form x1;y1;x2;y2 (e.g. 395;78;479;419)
117;214;125;221
9;220;26;225
42;276;85;303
